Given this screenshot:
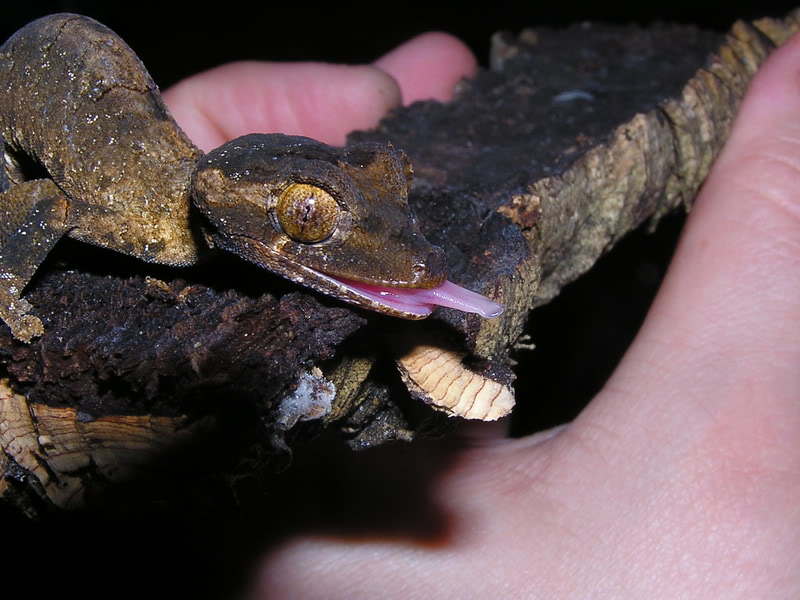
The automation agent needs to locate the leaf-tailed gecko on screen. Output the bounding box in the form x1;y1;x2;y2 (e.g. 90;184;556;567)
0;14;502;342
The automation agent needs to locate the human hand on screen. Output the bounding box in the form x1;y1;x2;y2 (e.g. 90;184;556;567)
166;31;800;599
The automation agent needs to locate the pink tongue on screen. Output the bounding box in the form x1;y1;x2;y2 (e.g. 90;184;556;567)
338;279;504;318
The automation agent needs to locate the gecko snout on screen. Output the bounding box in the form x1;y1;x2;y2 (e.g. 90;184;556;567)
410;244;447;288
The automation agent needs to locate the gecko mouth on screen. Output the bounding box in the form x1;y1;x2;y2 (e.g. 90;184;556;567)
323;275;505;319
224;235;504;318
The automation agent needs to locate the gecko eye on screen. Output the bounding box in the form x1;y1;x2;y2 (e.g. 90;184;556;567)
276;183;340;243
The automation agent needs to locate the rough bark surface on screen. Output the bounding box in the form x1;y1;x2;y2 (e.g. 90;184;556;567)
2;13;798;513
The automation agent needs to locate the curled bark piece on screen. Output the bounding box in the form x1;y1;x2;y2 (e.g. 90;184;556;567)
397;345;514;421
0;379;202;510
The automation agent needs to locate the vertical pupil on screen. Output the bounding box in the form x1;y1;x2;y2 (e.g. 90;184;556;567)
277;183;338;243
302;195;316;224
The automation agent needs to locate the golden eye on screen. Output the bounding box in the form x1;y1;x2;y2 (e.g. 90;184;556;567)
276;183;340;243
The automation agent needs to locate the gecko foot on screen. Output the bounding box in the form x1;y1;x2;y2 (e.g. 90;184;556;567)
0;296;44;343
11;313;44;343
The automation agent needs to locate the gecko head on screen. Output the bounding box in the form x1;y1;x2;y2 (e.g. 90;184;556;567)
191;133;502;319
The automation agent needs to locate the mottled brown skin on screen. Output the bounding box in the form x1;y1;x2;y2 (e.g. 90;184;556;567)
193;135;446;317
0;14;446;342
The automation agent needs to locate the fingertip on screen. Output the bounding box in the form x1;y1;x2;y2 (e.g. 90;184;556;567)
374;32;478;104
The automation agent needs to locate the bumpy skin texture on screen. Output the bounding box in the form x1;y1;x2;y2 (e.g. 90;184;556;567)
0;14;446;341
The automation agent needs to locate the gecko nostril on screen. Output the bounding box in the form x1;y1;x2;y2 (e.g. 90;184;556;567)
411;245;447;286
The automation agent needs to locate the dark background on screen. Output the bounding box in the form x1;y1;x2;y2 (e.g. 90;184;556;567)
3;2;798;84
1;2;797;597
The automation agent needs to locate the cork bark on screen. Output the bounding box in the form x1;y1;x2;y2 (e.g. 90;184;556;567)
2;13;798;514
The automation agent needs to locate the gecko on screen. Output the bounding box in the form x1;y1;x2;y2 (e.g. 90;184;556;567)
0;13;502;342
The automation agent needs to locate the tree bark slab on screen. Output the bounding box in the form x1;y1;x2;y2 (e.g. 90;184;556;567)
2;13;798;513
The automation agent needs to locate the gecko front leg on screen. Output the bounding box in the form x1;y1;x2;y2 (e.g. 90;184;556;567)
0;178;72;342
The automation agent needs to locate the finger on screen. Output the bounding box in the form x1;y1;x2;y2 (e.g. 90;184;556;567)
163;61;401;151
588;34;800;460
373;32;478;104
